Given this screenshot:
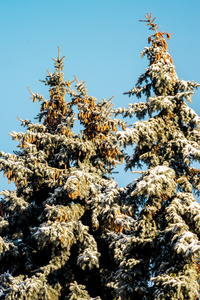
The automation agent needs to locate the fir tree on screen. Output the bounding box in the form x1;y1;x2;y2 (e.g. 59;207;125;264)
109;13;200;300
1;14;200;300
0;47;125;299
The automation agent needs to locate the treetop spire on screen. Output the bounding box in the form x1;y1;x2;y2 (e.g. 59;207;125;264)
140;13;175;71
140;12;172;38
52;45;65;78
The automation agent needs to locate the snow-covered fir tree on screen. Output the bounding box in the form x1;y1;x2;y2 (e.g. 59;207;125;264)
109;13;200;300
0;47;126;299
1;14;200;300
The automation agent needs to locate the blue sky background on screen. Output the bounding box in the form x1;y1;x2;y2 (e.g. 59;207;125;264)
0;0;200;193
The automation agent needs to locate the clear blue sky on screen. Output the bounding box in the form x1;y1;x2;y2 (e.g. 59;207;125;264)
0;0;200;192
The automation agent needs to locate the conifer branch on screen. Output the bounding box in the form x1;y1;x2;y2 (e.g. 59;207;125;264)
28;87;48;103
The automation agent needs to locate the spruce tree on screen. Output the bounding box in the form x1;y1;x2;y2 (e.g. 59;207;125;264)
0;47;125;299
108;13;200;300
1;14;200;300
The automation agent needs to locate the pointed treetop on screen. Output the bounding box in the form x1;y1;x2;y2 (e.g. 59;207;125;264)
27;47;71;129
140;12;172;37
123;13;178;100
51;46;65;78
140;12;160;33
139;13;177;84
140;13;174;55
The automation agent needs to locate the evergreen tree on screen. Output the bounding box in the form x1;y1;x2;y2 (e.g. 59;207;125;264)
1;14;200;300
109;13;200;299
0;47;125;299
